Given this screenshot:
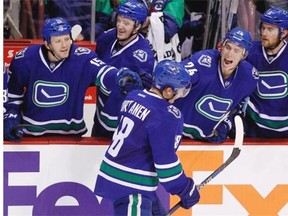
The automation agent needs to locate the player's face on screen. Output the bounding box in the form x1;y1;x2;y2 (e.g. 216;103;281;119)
260;22;281;49
49;34;72;60
116;16;138;42
221;41;245;77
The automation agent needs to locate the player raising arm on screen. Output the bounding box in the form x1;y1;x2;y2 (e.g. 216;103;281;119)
94;60;200;215
4;17;142;141
92;0;155;138
244;7;288;138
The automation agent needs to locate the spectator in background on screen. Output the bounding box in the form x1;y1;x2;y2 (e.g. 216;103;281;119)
237;0;257;40
140;0;184;41
92;0;155;138
178;1;207;59
244;7;288;138
3;17;142;141
174;27;259;143
45;0;116;40
143;0;184;62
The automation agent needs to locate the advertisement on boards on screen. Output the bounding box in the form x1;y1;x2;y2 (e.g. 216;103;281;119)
4;143;288;216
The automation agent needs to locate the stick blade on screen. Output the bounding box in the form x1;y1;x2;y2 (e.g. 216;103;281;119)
71;24;82;40
234;115;244;148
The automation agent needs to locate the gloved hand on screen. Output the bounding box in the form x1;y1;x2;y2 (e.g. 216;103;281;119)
206;118;232;143
4;110;23;142
137;70;153;90
179;178;200;209
116;67;143;95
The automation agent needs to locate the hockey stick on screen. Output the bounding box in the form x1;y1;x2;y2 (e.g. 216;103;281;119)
206;108;238;138
71;24;82;41
166;115;244;216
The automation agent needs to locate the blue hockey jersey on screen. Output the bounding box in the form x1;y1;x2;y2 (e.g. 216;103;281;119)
94;89;189;201
8;44;119;136
245;41;288;137
93;28;155;138
3;65;8;113
174;49;259;139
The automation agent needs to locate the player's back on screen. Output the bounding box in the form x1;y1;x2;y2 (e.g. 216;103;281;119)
95;89;184;200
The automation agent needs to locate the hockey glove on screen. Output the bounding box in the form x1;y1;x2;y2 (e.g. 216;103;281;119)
4;110;23;142
206;118;232;143
179;178;200;209
116;67;143;95
137;70;153;90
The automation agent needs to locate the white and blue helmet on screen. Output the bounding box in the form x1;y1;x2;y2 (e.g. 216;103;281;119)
153;59;191;93
42;17;72;43
117;0;148;25
261;7;288;32
223;27;252;53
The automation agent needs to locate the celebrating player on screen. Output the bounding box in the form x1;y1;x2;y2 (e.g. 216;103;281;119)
244;7;288;138
4;17;142;141
94;60;200;215
92;0;155;138
174;27;259;143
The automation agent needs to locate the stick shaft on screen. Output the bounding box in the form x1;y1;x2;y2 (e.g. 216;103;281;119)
166;116;243;216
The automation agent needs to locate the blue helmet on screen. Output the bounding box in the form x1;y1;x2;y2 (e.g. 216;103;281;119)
261;7;288;30
42;17;72;43
153;60;191;92
224;27;252;52
117;0;148;25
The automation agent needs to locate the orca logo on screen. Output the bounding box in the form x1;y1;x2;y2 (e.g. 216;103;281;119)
257;71;288;99
196;95;232;121
167;105;181;119
74;47;91;56
33;81;69;107
198;54;212;68
15;48;28;59
133;49;148;62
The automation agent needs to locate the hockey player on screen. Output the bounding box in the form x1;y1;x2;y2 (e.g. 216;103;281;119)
3;64;8;114
174;27;259;143
244;7;288;138
94;60;200;215
4;17;142;141
92;0;155;138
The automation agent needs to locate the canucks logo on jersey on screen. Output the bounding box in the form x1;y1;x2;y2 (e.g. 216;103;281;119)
33;80;69;107
167;105;181;118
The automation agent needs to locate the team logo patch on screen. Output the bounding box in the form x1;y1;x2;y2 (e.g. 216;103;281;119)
196;95;232;121
252;67;259;79
33;80;69;107
198;55;212;68
167;105;181;118
74;47;91;56
257;71;288;99
133;49;148;62
15;48;28;59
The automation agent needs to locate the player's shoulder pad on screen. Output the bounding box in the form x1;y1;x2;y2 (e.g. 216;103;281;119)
240;60;259;80
167;105;182;119
133;49;150;63
196;49;218;68
185;49;216;69
73;46;92;56
14;44;40;60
